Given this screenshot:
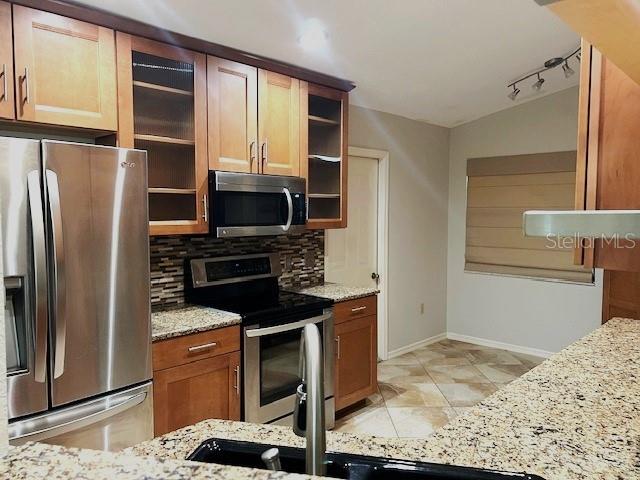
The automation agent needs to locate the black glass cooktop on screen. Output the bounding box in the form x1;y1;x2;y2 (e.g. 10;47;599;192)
192;288;333;325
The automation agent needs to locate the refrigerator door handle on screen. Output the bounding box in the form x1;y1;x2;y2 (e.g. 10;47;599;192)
46;169;66;379
26;171;48;383
8;387;148;443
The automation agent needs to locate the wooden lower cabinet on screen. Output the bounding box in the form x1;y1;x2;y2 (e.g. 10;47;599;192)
152;334;241;436
602;270;640;323
334;296;378;411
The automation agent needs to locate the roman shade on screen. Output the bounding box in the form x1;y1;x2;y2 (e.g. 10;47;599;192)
465;151;593;283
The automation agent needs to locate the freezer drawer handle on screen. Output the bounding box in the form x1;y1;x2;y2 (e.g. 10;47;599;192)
188;341;217;353
8;389;147;443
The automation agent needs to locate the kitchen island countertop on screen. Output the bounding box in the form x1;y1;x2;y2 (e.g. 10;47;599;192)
6;318;640;479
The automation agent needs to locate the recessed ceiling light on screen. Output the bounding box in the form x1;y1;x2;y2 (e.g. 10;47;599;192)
298;18;328;52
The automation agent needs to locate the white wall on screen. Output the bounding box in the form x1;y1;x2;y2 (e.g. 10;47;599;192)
447;87;602;355
0;202;7;453
349;105;450;353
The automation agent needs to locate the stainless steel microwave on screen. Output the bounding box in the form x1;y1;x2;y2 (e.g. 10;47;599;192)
209;171;307;238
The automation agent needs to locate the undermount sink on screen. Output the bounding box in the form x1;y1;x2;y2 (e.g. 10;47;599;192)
187;438;546;480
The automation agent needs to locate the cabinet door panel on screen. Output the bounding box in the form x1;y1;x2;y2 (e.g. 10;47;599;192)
208;57;258;173
12;5;117;130
153;351;240;436
335;314;377;411
258;70;300;176
116;33;209;236
592;55;640;270
0;1;14;120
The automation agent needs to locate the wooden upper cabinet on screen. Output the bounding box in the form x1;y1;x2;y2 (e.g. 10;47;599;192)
116;33;208;236
12;5;117;130
0;2;15;120
575;41;640;271
301;82;349;229
258;70;300;176
208;57;258;173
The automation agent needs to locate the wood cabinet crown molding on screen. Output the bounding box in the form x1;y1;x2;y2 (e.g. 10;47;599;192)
10;0;355;92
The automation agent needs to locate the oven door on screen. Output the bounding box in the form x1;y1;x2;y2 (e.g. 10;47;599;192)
211;171;306;238
243;309;334;425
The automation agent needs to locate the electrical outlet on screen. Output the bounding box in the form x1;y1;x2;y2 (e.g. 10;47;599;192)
420;303;425;315
284;255;293;270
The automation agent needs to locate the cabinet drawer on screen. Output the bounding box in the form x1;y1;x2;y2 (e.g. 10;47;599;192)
334;295;377;324
153;325;240;371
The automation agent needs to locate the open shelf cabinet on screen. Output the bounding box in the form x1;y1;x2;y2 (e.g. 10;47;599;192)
301;82;348;229
116;33;208;235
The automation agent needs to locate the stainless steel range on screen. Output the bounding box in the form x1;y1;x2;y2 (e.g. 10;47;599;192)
185;253;335;427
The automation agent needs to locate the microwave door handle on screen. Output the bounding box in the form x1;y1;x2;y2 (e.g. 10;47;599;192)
27;171;48;383
46;169;66;379
245;312;332;338
283;187;293;232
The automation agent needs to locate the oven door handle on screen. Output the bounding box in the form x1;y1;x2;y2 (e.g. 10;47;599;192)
282;187;293;232
245;312;332;338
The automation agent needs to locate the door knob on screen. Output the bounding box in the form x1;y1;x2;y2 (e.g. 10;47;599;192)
371;272;380;283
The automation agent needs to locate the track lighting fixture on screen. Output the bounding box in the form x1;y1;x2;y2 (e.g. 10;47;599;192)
506;46;580;100
508;85;520;101
532;73;545;91
562;61;575;78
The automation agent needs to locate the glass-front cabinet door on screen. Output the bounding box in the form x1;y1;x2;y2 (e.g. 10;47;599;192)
300;82;348;229
115;33;208;235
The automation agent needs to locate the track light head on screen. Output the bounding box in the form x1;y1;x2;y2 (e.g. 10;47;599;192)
532;74;545;91
508;85;520;101
562;61;575;78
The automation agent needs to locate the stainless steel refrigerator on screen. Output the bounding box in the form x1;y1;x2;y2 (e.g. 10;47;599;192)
1;138;153;451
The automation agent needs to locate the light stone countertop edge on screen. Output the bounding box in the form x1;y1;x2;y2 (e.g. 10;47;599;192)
151;305;241;342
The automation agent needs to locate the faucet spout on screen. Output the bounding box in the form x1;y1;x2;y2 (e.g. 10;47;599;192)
293;323;326;476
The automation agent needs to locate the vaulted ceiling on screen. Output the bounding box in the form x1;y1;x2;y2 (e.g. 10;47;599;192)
77;0;580;127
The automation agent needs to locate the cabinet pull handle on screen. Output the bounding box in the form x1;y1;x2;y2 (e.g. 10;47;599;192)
202;194;208;223
1;64;6;103
351;306;367;313
23;67;30;105
187;341;217;353
249;141;256;169
335;336;341;360
261;141;268;166
234;365;240;396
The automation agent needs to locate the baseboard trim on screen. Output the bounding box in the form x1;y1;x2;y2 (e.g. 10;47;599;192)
446;332;554;359
387;333;447;359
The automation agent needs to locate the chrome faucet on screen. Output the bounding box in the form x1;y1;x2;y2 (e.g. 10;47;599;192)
293;323;326;476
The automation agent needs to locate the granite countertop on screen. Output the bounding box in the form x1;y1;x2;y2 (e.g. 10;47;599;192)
296;283;379;302
151;306;241;342
6;318;639;479
135;317;640;479
1;441;315;480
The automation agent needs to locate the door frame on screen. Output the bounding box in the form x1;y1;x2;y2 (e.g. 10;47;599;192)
346;146;390;361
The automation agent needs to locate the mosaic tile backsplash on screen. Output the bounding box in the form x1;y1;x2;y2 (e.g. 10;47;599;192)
150;230;325;311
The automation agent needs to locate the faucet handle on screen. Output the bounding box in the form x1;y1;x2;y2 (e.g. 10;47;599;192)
261;447;282;471
292;383;307;437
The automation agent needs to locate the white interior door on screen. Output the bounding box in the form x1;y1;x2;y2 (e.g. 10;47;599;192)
325;155;378;288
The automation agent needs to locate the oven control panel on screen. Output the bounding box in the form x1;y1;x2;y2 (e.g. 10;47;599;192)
189;253;282;287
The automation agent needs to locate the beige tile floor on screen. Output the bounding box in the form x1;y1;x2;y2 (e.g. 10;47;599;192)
334;339;544;439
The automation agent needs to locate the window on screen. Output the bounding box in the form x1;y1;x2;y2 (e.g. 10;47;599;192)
465;151;593;283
